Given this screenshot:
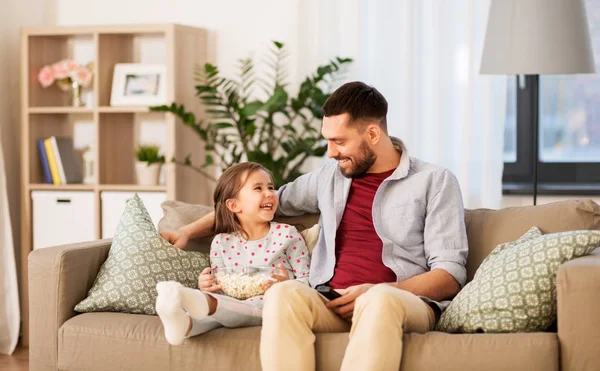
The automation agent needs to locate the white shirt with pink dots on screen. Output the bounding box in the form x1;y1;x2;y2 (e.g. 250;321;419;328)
209;222;311;306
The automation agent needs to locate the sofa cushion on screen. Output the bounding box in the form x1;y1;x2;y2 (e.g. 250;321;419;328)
58;312;558;371
436;228;600;333
158;200;215;253
75;194;210;315
464;199;600;281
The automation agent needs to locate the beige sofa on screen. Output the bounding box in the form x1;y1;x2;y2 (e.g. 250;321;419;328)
28;200;600;371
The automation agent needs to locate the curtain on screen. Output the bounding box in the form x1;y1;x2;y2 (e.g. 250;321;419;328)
0;132;19;355
298;0;507;209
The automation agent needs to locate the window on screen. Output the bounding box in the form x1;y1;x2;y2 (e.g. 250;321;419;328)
502;0;600;194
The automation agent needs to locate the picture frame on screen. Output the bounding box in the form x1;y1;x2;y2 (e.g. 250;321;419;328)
110;63;167;106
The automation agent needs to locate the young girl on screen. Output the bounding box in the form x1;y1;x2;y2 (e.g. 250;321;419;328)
155;162;311;345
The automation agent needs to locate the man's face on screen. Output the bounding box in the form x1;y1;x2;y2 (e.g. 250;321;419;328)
321;113;377;178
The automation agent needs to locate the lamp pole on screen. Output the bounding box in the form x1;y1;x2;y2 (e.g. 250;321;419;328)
530;74;539;206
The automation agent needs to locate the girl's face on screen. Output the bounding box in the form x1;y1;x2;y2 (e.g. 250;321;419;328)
228;169;278;224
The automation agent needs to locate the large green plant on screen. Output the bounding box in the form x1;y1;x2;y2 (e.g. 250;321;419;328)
151;41;352;187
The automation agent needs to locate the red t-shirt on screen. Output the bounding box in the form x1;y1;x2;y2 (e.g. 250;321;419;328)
328;169;397;289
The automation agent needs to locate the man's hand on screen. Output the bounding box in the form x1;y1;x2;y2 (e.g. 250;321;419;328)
198;267;221;293
265;264;290;291
160;229;189;250
325;283;374;320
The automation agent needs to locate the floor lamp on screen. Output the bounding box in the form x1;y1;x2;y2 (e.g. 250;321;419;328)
480;0;596;205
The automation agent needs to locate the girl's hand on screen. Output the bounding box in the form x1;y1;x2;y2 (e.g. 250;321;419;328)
198;267;221;293
265;264;290;291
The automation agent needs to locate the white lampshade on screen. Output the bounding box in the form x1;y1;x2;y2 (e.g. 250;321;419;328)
480;0;596;75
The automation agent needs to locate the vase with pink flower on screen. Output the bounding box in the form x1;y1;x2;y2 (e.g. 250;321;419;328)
38;59;94;107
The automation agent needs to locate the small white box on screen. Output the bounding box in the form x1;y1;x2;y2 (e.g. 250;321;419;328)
32;191;96;250
101;191;167;239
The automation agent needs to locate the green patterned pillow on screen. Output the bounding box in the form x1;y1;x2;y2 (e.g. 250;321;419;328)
436;228;600;333
75;194;209;315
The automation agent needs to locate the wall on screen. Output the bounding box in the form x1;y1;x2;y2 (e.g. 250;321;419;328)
56;0;303;94
0;0;57;295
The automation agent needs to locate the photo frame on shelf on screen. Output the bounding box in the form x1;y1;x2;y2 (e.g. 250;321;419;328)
110;63;167;106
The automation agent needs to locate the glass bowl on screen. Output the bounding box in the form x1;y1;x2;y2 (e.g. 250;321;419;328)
213;266;273;300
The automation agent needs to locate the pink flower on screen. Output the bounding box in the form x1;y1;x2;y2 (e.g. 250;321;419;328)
51;62;68;79
41;59;93;89
52;60;78;80
63;59;79;74
72;66;92;87
38;66;54;88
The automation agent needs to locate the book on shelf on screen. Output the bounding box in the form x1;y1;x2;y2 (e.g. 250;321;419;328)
37;136;83;185
43;138;61;185
36;139;52;184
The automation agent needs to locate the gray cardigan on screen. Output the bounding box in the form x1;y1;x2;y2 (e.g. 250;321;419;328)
276;137;468;312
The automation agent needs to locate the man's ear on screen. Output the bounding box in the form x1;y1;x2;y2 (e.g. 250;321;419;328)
225;198;242;213
367;124;381;144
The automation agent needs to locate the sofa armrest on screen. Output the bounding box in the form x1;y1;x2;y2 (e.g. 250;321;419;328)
28;239;112;371
557;250;600;371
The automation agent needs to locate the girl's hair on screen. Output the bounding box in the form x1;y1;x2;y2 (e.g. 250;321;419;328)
213;162;275;238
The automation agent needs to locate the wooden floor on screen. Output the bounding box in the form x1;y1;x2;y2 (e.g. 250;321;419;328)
0;345;28;371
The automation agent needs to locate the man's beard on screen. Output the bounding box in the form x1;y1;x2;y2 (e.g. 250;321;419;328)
336;140;377;178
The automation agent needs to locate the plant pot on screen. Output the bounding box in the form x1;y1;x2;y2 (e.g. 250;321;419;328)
135;161;162;186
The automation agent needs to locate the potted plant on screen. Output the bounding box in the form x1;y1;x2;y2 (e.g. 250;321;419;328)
134;144;165;186
151;41;352;188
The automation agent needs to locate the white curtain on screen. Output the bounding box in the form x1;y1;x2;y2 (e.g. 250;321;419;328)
0;134;19;355
298;0;507;209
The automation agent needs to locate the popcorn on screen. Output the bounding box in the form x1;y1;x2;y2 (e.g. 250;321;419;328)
214;267;271;300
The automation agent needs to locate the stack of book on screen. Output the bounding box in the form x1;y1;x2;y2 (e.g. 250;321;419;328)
37;136;84;185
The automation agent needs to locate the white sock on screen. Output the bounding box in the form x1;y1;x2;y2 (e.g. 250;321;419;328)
179;287;210;320
155;281;191;345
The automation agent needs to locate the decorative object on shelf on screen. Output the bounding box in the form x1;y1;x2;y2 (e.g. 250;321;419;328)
37;59;93;107
37;136;84;185
151;41;352;187
110;63;167;106
134;144;165;186
82;146;96;185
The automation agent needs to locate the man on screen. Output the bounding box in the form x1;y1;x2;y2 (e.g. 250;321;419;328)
162;81;468;371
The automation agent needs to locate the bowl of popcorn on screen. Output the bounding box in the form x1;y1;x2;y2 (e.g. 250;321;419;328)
213;266;273;300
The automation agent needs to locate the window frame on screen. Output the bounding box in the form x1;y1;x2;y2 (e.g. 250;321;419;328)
502;76;600;195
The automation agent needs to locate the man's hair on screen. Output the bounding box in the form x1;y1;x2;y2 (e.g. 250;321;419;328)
322;81;388;133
